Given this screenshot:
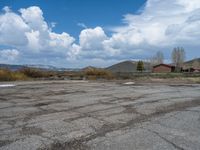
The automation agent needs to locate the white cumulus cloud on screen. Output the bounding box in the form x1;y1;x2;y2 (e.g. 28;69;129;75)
0;8;29;46
0;0;200;67
70;0;200;63
110;0;200;49
79;27;107;50
0;6;75;55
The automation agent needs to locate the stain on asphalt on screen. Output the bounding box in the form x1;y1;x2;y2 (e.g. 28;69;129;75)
20;126;44;136
0;140;13;147
41;140;89;150
34;103;49;107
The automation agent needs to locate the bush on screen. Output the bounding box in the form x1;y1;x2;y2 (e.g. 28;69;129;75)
19;68;55;78
0;67;58;81
11;71;28;80
0;69;28;81
84;68;114;80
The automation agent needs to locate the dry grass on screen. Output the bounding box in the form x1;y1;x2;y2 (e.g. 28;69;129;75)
0;69;28;81
84;68;114;80
19;68;56;78
185;77;200;83
1;67;199;83
0;68;56;81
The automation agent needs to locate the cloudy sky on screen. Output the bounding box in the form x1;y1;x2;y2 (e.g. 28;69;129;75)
0;0;200;68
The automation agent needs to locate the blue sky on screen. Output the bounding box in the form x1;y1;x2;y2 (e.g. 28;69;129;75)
0;0;200;68
0;0;146;39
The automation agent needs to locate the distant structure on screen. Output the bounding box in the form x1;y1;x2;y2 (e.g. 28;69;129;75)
153;64;175;73
182;67;200;73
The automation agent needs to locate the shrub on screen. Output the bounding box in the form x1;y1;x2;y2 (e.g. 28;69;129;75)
0;67;58;81
0;69;12;81
84;68;114;80
0;69;28;81
19;67;55;78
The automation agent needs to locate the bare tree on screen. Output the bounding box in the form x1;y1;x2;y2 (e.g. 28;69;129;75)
171;47;185;68
150;51;164;66
155;51;164;64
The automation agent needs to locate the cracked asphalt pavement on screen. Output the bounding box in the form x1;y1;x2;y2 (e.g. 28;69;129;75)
0;80;200;150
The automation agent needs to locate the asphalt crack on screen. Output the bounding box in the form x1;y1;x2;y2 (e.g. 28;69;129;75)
145;128;185;150
46;98;200;149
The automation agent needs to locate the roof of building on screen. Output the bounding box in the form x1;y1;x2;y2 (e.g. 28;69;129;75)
153;64;175;68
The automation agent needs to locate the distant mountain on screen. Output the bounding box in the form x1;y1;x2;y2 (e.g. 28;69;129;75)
0;64;25;71
82;66;100;71
0;64;80;71
1;58;199;73
106;60;151;73
106;58;200;73
25;64;77;71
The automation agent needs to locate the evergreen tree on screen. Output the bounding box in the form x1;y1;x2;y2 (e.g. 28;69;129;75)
137;61;144;72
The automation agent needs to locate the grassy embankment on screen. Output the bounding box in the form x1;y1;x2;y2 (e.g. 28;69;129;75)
0;68;55;81
0;67;200;83
114;72;200;83
0;69;28;81
0;67;114;81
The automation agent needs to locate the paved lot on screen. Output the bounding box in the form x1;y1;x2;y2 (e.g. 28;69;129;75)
0;81;200;150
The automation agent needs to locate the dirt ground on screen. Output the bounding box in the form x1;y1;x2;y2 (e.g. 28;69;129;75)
0;80;200;150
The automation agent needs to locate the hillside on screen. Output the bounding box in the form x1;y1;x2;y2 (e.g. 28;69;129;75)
1;58;199;73
183;58;200;68
106;58;200;73
0;64;79;71
106;60;151;73
0;64;25;71
82;66;99;71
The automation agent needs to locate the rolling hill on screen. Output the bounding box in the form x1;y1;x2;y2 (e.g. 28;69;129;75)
1;58;199;73
183;58;200;68
0;64;25;71
106;58;200;73
106;60;151;73
0;64;80;71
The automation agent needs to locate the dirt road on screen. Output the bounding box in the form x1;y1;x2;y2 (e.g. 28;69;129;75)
0;81;200;150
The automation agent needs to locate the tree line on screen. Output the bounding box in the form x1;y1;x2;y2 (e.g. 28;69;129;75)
137;47;186;72
151;47;185;67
